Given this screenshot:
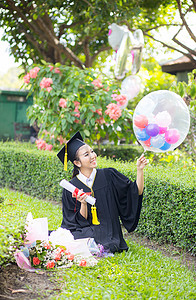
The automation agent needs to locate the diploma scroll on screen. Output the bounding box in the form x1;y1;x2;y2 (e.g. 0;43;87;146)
60;179;96;205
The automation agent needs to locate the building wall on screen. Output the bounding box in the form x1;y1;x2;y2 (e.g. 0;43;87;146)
0;90;33;140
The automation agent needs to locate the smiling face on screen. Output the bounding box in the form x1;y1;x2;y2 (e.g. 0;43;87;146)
73;144;97;172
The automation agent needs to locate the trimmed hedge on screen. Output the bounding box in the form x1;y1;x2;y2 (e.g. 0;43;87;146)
93;144;143;161
0;142;195;255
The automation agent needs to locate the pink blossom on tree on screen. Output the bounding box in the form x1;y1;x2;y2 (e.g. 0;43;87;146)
24;73;30;84
74;101;80;108
74;107;80;118
45;144;53;151
115;95;127;107
105;103;122;121
40;77;53;90
59;98;67;108
57;136;66;145
54;67;61;74
96;116;105;124
29;67;40;78
49;65;54;71
92;78;103;88
95;108;102;116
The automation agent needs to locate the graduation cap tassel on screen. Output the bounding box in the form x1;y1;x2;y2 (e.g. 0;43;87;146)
91;205;100;225
64;143;67;171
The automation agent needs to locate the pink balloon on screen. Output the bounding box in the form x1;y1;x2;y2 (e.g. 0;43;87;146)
134;114;148;129
144;138;151;147
159;127;167;134
165;129;180;144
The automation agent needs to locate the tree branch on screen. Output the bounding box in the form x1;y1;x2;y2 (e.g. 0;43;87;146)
176;0;196;42
144;32;196;67
91;46;111;62
83;36;91;67
172;27;196;56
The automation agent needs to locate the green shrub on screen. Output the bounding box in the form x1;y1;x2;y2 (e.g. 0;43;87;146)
93;144;143;161
0;142;195;255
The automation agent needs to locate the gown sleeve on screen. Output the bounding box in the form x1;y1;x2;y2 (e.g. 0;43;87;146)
61;188;91;230
105;168;143;232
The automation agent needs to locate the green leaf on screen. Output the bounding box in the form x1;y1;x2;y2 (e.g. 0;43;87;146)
84;129;90;136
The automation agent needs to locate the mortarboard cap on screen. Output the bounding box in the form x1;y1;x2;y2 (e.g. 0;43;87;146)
57;131;85;171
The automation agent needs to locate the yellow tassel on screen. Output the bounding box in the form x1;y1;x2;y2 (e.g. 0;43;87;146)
91;205;100;225
64;143;67;171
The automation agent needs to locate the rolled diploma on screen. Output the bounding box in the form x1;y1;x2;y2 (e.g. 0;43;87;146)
59;179;96;205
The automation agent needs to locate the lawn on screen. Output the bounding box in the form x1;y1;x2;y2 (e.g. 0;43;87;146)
0;188;195;300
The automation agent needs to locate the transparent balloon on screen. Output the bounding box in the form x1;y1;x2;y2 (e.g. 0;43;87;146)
133;90;190;152
108;23;128;51
114;31;131;79
108;23;144;79
129;29;144;75
120;75;141;100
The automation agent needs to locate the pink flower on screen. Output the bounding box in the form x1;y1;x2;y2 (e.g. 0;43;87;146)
46;87;53;93
35;139;46;150
74;101;80;108
59;98;67;108
92;78;103;88
33;257;41;266
103;86;109;92
46;261;55;269
111;94;118;100
29;67;40;78
40;77;53;90
115;94;127;107
79;259;87;267
44;243;51;249
57;136;66;145
105;103;122;121
96;116;105;124
74;107;80;118
48;65;54;71
74;119;79;123
56;247;66;254
95;109;102;116
67;254;74;261
54;67;61;74
45;144;53;151
55;253;61;261
24;73;30;84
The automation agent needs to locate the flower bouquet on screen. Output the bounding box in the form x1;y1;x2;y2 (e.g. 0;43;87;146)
29;240;80;269
14;213;97;271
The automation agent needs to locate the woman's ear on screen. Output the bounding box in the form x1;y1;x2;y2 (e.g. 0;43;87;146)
73;160;81;168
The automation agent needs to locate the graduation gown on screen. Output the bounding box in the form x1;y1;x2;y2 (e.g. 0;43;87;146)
61;168;143;253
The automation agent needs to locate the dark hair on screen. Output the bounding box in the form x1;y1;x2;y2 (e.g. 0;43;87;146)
72;148;80;178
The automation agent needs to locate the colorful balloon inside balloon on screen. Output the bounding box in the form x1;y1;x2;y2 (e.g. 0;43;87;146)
134;114;148;129
132;90;190;152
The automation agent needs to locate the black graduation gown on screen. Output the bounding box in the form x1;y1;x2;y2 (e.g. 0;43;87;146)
61;168;143;253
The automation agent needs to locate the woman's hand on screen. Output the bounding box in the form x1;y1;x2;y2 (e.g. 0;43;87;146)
72;189;87;204
72;189;88;219
136;153;148;171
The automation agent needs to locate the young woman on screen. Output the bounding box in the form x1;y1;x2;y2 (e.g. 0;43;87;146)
57;131;148;253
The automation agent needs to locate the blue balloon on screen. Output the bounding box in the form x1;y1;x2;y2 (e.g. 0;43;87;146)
136;129;150;141
150;135;165;149
160;142;171;151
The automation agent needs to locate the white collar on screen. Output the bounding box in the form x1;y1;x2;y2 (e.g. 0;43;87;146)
77;168;96;188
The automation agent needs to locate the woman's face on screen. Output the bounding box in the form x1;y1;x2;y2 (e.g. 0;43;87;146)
74;144;97;170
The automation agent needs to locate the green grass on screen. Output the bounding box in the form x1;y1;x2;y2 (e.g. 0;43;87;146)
0;188;195;300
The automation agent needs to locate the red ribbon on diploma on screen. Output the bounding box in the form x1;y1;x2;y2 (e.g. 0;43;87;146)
73;188;91;212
